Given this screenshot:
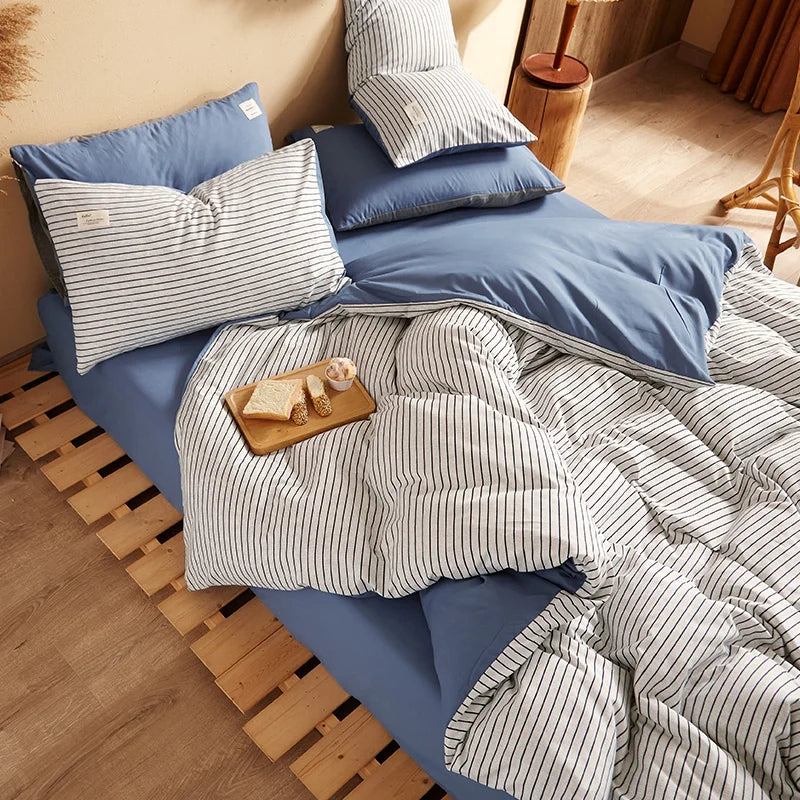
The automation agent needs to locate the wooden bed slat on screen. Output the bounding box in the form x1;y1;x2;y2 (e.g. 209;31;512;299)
41;432;125;491
67;461;152;523
0;361;46;398
216;626;312;713
343;750;433;800
126;533;186;596
191;597;281;678
15;405;97;460
244;664;350;761
97;493;182;558
290;705;392;800
0;375;71;429
158;585;243;635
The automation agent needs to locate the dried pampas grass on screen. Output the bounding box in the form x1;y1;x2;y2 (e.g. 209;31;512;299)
0;2;40;107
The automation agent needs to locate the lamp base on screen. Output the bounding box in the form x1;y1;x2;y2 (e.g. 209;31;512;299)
522;53;590;88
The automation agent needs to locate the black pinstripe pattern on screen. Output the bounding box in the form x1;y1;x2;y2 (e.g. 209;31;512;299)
344;0;535;167
353;66;535;168
178;245;800;799
34;139;347;374
345;0;460;95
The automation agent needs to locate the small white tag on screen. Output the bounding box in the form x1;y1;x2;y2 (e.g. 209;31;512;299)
76;210;110;231
311;124;334;133
239;98;263;120
404;100;428;126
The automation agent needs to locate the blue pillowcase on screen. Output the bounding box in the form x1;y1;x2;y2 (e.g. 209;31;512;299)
12;83;272;298
288;124;564;232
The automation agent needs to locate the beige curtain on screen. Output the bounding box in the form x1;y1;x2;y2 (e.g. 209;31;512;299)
706;0;800;112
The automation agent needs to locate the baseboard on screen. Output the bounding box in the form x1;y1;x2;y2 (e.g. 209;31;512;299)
0;337;43;369
593;42;681;88
676;41;713;71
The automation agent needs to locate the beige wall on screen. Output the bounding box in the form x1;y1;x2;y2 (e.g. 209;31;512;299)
682;0;735;52
0;0;524;359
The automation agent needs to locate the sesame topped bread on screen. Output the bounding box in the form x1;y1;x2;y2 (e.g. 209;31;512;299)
306;374;333;417
290;396;309;426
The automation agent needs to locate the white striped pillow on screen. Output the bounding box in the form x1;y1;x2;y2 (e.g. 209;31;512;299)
344;0;535;168
34;139;348;374
344;0;460;94
353;66;535;168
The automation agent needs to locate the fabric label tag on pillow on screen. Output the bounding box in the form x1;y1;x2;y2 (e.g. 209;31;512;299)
238;98;263;120
404;101;428;126
76;210;110;230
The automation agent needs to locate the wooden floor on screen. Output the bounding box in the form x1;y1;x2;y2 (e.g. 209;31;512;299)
0;445;312;800
569;54;800;285
2;53;798;800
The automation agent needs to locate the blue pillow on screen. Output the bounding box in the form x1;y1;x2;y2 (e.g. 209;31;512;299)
288;124;564;232
12;83;272;298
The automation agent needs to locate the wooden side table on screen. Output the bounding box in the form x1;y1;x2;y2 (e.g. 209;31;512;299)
508;65;593;182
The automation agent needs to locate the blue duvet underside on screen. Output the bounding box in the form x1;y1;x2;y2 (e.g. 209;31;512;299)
290;216;747;385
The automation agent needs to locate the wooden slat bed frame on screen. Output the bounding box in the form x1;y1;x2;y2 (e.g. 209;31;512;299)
1;356;450;800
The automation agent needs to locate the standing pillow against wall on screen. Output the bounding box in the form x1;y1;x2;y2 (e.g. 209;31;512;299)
343;0;535;167
288;124;565;231
11;83;272;299
344;0;460;94
33;140;348;374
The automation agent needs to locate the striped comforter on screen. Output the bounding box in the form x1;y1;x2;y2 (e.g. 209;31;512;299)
177;246;800;799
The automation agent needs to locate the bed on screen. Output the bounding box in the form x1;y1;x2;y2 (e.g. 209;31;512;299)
38;172;800;800
16;1;800;794
37;192;599;800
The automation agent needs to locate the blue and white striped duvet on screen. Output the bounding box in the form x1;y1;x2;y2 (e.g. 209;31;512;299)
176;215;800;800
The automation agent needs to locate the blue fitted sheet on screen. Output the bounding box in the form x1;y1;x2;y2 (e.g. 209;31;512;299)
39;191;603;800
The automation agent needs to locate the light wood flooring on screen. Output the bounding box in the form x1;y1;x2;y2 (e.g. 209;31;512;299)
569;54;800;284
1;52;798;800
0;446;312;800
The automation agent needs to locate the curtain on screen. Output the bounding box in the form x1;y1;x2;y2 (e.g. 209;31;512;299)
706;0;800;112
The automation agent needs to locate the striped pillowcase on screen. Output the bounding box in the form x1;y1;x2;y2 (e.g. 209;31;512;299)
345;0;460;94
34;139;348;374
344;0;535;168
353;67;535;168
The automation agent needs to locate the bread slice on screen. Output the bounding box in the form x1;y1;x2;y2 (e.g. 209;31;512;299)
306;374;332;417
290;397;309;426
242;379;302;420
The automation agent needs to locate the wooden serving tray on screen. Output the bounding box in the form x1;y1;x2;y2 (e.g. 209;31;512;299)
225;361;375;455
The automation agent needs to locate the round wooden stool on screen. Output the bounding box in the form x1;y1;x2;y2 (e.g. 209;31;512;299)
508;65;593;181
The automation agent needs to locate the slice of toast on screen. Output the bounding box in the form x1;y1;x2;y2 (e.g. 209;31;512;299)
242;379;303;420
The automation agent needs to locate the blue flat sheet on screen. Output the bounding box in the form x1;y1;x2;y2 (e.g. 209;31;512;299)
38;192;604;800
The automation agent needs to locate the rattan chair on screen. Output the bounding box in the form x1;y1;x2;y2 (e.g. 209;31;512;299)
721;61;800;270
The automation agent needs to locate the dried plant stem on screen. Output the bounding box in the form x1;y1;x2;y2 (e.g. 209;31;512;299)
0;2;40;107
0;173;16;195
